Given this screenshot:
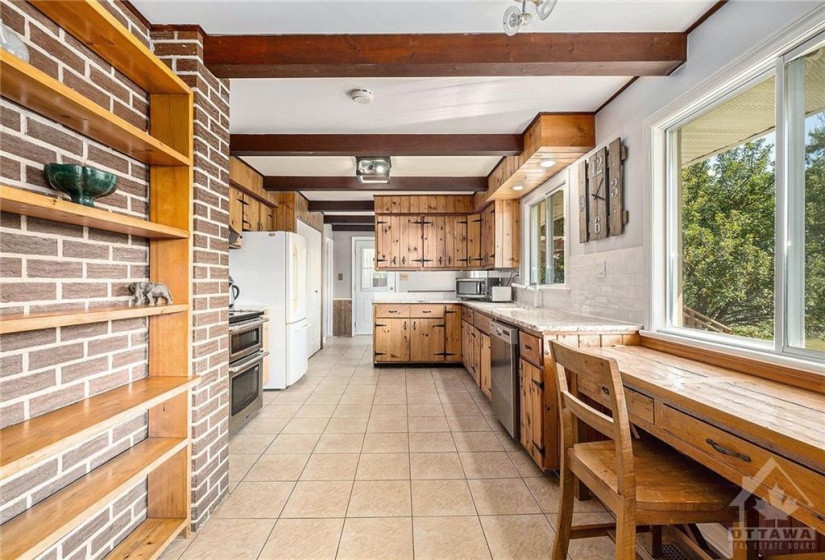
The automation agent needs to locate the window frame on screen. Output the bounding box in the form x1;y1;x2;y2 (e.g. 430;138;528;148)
522;173;568;288
645;11;825;371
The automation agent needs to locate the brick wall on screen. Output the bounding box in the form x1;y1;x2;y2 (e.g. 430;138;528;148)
0;0;230;556
152;26;231;533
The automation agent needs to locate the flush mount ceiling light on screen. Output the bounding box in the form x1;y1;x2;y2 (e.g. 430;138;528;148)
539;158;557;168
503;0;558;36
512;184;525;191
356;156;391;183
350;88;374;104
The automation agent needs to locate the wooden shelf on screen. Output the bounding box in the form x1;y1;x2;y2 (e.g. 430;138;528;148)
0;51;190;167
0;376;199;480
0;303;189;335
29;0;190;96
0;186;190;239
106;518;187;560
0;437;187;560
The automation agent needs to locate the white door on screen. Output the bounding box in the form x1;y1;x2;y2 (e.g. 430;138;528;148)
353;237;396;336
287;232;307;323
297;221;322;355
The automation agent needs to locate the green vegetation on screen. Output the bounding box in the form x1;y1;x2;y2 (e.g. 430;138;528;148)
680;117;825;348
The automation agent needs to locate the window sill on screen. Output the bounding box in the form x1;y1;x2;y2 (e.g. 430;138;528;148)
641;329;825;376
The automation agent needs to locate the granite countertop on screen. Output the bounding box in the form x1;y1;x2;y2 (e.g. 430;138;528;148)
373;297;640;335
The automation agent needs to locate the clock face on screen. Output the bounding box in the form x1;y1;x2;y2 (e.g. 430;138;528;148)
588;147;608;241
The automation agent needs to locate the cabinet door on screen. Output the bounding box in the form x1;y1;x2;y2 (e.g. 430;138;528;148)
479;333;492;399
467;213;483;268
444;305;462;363
266;205;275;231
423;216;446;268
374;318;410;362
461;321;473;372
243;194;260;231
375;216;391;268
400;216;422;268
410;318;445;362
229;187;244;233
472;327;482;387
494;200;521;269
520;359;546;468
452;216;469;269
483;204;496;268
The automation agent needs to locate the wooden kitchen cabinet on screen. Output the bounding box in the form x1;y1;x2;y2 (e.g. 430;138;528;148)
467;213;483;267
520;358;547;468
410;318;445;362
422;215;447;269
242;193;260;231
478;331;491;398
482;204;496;268
229;187;244;233
445;215;468;269
374;318;410;362
400;216;422;268
462;320;474;376
373;304;461;364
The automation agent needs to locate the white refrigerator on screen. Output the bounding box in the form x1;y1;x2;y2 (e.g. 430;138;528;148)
229;232;309;389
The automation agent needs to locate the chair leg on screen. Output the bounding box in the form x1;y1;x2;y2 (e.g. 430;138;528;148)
552;463;577;560
651;526;663;558
615;511;637;560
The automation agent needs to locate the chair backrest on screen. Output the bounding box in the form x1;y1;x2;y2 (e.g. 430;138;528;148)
550;341;636;500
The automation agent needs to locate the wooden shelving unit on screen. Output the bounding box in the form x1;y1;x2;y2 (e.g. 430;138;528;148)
0;1;195;558
0;185;190;239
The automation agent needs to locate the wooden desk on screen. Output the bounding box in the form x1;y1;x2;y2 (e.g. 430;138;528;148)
579;346;825;537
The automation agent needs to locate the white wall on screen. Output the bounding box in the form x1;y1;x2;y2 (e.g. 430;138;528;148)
517;1;820;324
332;231;367;299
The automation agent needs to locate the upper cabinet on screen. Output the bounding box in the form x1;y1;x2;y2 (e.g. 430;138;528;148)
374;196;520;271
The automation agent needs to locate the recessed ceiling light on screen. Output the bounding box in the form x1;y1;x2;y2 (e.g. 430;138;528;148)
512;185;525;191
539;158;557;168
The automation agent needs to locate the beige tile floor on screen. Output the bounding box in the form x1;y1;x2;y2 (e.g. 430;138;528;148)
160;336;616;560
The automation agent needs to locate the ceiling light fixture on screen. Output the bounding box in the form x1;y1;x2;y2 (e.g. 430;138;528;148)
350;88;374;105
539;158;557;168
512;184;525;191
356;156;391;183
503;0;558;36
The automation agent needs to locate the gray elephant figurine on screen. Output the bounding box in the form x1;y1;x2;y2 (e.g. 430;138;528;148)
129;282;173;305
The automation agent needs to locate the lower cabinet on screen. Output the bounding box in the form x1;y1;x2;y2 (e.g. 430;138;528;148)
373;304;462;364
478;331;491;398
461;320;475;378
374;318;410;362
519;358;550;469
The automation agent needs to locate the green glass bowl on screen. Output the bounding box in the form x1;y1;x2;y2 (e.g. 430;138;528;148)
43;164;119;207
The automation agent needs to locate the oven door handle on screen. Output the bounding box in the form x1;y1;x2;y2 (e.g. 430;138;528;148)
229;351;269;374
229;317;268;334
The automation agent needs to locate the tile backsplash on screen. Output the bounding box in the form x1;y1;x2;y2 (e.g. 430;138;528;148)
514;246;645;325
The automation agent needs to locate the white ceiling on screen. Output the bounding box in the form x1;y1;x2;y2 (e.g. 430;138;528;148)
230;76;630;134
241;155;503;176
133;1;714;34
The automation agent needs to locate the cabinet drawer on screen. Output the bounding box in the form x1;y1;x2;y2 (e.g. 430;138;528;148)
474;313;492;335
461;306;474;323
519;331;543;367
375;304;410;318
659;405;825;533
576;377;654;425
410;305;444;318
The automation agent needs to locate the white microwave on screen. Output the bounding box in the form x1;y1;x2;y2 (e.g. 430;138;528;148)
456;278;500;300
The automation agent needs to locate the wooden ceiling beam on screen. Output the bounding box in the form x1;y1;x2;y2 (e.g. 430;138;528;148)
263;176;485;192
204;33;687;78
231;134;522;157
323;215;375;225
331;224;376;232
308;201;374;212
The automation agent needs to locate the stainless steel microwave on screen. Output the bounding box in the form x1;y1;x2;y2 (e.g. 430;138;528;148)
456;277;500;300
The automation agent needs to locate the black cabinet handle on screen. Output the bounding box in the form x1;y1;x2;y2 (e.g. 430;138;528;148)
705;438;751;463
532;378;544;390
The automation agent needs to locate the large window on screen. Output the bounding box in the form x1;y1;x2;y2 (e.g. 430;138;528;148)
529;188;565;285
665;31;824;360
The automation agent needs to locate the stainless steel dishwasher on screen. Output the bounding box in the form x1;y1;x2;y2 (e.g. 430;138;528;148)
490;321;520;439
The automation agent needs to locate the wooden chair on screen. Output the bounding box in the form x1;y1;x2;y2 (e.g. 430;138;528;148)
550;341;746;560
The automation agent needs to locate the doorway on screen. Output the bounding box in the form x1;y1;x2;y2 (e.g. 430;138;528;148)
297;220;323;355
352;237;396;336
324;236;334;344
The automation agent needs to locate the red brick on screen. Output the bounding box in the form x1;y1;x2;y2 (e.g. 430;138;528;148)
0;232;58;255
29;383;85;418
63;240;110;260
27;260;83;278
63;282;108;299
30;342;84;370
62;356;108;383
0;282;56;303
27;120;84;156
